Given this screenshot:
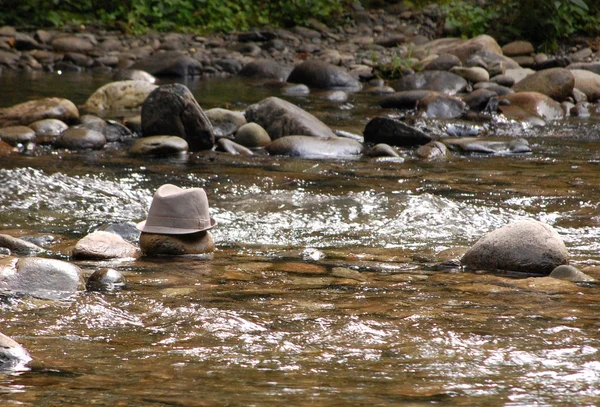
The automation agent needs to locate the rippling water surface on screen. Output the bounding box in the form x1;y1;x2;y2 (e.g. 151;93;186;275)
1;71;600;406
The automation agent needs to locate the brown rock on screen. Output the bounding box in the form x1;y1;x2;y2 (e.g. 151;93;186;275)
139;231;215;256
72;231;140;260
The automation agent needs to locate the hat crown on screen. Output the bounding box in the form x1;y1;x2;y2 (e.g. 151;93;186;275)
137;184;216;234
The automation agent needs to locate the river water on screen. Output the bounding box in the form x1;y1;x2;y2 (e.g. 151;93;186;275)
1;70;600;406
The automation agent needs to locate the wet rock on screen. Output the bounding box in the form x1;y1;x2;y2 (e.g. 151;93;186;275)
489;75;515;87
86;268;126;292
266;136;363;158
550;264;596;283
130;135;188;156
461;220;569;274
499;92;564;121
418;94;467;119
443;137;531;154
461;88;498;112
239;59;289;81
0;140;18;156
392;71;467;95
101;120;133;142
0;234;44;256
245;96;336;140
81;80;158;113
423;53;461;71
416;141;448;160
0;98;79;127
379;90;437;109
51;34;95;53
363;116;432;147
504;68;535;85
287;60;361;91
0;332;32;371
445;122;483;137
364;143;400;158
205;108;247;138
217;138;253;155
28;118;68;144
72;231;140;260
450;66;489;83
139;231;215;256
56;127;106;150
0;126;36;146
570;69;600;102
282;84;310;95
0;256;84;300
502;40;534;57
322;90;348;102
141;83;215;151
511;68;574;101
97;222;140;242
113;69;157;83
130;51;203;77
570;102;591;118
234;122;271;148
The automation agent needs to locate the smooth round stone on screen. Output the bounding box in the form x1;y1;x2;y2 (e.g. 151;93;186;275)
72;231;140;260
139;231;215;256
234;122;271;148
0;125;36;146
282;84;310;95
502;40;535;57
130;135;188;156
450;66;490;83
322;90;348;102
28;118;68;144
364;143;399;158
205;108;247;138
549;265;596;282
56;127;106;150
81;80;158;113
86;268;126;291
416;141;448;160
113;69;157;83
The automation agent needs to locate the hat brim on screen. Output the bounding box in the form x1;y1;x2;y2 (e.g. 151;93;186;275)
136;218;216;235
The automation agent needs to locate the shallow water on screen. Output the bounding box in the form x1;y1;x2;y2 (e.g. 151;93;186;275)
1;70;600;406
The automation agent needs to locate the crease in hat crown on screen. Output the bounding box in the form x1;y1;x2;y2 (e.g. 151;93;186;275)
137;184;216;234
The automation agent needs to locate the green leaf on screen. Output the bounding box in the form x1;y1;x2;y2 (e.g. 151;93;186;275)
569;0;589;11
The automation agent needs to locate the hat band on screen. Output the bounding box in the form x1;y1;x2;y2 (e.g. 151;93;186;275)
145;215;213;230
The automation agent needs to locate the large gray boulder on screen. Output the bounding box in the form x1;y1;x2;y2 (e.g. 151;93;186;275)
244;96;336;140
461;220;569;274
141;84;215;151
287;60;361;91
266;136;363;158
392;71;467;95
511;68;574;101
0;257;84;300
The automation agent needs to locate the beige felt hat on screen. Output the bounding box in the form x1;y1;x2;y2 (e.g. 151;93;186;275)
136;184;216;234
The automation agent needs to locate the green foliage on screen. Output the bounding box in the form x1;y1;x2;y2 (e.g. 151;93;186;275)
0;0;349;34
443;0;600;49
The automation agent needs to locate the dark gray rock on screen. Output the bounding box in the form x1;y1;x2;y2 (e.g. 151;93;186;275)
245;96;336;140
461;88;499;112
266;136;363;158
363;117;432;147
461;220;569;274
56;127;106;150
0;257;84;300
287;60;361;91
391;71;467;95
141;84;215;151
239;59;289;81
131;51;203;77
379;90;437;109
86;268;126;292
423;53;462;71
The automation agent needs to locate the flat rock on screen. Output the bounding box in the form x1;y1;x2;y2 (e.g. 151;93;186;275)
266;135;363;158
72;231;140;260
56;127;106;150
0;234;44;255
443;137;531;155
502;40;534;57
461;220;569;274
379;90;437;109
363;117;432;147
130;135;189;156
450;66;489;83
131;51;203;77
550;265;596;283
0;98;79;127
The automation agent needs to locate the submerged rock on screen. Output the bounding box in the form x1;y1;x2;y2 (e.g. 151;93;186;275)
130;135;189;156
139;231;215;256
416;141;448;160
379;90;437;109
392;71;467;95
461;220;569;274
0;257;84;300
443;137;531;155
217;138;253;155
245;96;336;140
141;83;215;151
549;265;596;283
266;135;363;158
86;268;126;291
417;94;467;119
